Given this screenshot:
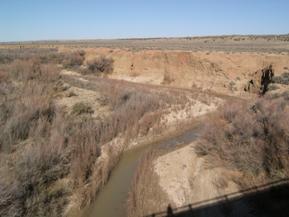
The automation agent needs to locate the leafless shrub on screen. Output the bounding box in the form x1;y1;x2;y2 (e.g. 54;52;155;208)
6;59;59;82
0;101;55;152
0;54;13;64
9;59;38;81
0;142;70;217
62;50;85;68
68;118;101;186
0;85;55;150
195;96;289;179
0;89;73;217
0;61;59;152
0;53;83;217
38;52;65;64
0;109;71;217
85;56;114;75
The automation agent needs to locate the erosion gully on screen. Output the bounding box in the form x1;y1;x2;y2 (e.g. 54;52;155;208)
83;125;201;217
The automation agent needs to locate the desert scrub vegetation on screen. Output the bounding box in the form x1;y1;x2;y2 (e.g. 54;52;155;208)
84;56;114;75
71;102;94;115
0;57;69;216
0;53;97;214
195;94;289;183
0;48;190;217
62;50;85;69
0;48;64;65
0;56;104;216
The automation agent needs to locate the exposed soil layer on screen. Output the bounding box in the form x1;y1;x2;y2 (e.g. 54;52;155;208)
82;48;289;96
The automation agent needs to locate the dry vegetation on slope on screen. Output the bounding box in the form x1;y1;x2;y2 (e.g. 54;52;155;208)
195;92;289;185
0;49;164;217
2;39;288;217
127;92;289;217
0;48;218;217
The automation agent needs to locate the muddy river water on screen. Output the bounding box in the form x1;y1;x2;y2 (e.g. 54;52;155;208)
84;126;201;217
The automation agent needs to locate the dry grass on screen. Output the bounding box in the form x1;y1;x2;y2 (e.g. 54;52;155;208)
195;95;289;181
0;139;70;217
0;60;59;152
0;57;70;217
0;48;64;64
0;61;72;217
62;76;176;141
68;118;101;187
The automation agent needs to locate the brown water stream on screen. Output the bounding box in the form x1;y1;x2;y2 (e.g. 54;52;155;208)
84;126;200;217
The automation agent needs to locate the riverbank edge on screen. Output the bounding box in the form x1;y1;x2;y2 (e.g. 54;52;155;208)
66;115;205;217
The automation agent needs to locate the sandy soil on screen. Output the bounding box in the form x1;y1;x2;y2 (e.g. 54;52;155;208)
153;142;247;216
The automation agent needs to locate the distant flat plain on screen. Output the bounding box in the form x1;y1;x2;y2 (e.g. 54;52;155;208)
1;35;289;53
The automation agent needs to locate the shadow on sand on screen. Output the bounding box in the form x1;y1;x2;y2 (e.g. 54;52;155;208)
144;179;289;217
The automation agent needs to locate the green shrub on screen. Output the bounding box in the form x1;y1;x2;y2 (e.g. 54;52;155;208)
71;102;94;115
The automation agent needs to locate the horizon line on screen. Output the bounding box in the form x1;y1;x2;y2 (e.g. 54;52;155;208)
1;33;289;44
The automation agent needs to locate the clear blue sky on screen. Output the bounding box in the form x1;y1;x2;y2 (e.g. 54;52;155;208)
1;0;288;42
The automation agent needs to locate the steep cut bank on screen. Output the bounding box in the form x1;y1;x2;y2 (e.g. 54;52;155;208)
82;48;289;96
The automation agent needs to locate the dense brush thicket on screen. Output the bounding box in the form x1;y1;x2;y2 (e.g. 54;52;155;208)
196;93;289;180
